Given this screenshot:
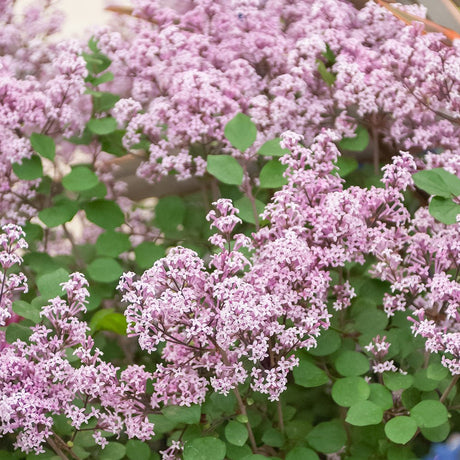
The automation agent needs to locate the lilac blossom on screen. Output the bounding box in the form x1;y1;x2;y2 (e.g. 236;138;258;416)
0;272;154;454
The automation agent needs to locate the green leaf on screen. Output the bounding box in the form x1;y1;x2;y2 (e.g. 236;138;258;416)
286;447;319;460
413;369;439;391
36;268;70;299
23;252;60;274
87;257;123;283
135;242;165;269
368;384;393;410
5;322;33;343
96;231;131;257
331;377;370;407
147;414;177;434
162;405;201;425
429;196;460;225
346;401;383;426
384;416;417;444
83;199;124;229
309;329;341;356
39;199;79;228
87;117;117;135
30;133;56;160
410;400;448;428
62;166;99;192
89;71;114;86
66;129;93;146
36;175;52;194
336;156;358;177
261;428;284;448
354;308;389;334
90;309;127;335
207;155;244;185
125;440;150;460
257;138;289;157
100;130;127;157
226;444;252;460
383;372;414;391
225;421;248;447
259;160;288;189
155;195;186;232
317;60;336;85
338;126;369;152
12;300;41;323
82;49;111;75
183;437;226;460
335;351;369;376
23;223;44;244
306;421;347;454
12;155;43;180
413;168;460;198
293;358;329;387
426;362;449;381
235;196;265;225
224;113;257;152
79;182;107;199
98;442;126;460
91;92;120;112
401;388;421;410
421;421;450;442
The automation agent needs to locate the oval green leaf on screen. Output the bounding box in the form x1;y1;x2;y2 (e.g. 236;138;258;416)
335;351;369;376
257;138;289;157
234;196;265;225
384;416;417;445
39;200;79;228
410;400;448;428
293;358;329;388
259;160;288;189
286;447;319;460
412;168;460;198
96;231;131;258
225;421;248;447
345;400;383;426
30;133;56;160
306;421;347;454
83;199;124;229
12;155;43;180
224;113;257;152
207;155;244;185
338;125;369;152
125;440;150;460
183;437;226;460
87;117;117;135
87;257;123;283
62;166;99;192
332;377;370;407
429;196;460;225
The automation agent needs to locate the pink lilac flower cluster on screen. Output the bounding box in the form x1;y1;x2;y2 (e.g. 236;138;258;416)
365;335;400;374
0;272;154;454
119;130;420;404
96;0;459;183
119;198;303;403
0;1;90;226
370;203;460;375
0;224;28;329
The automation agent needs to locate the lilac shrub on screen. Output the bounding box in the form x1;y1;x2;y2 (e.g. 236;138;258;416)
0;0;459;459
95;0;459;183
0;272;154;454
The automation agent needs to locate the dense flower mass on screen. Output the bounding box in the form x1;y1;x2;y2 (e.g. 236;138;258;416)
0;224;28;328
0;272;154;453
0;0;459;458
94;0;459;183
